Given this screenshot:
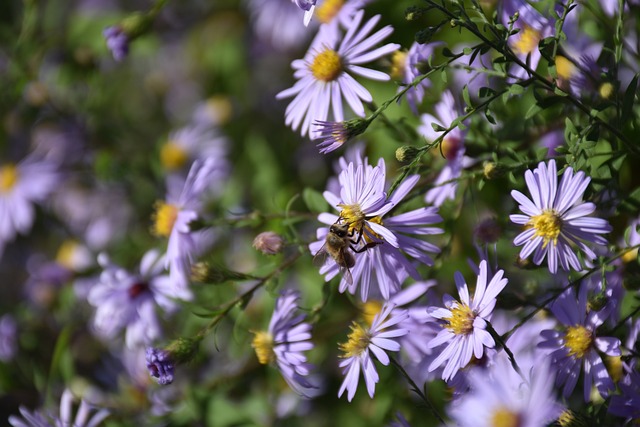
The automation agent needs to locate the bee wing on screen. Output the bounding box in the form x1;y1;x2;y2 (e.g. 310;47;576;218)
340;265;353;285
312;244;329;268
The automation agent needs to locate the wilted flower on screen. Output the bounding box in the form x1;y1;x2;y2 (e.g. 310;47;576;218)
510;159;612;273
146;347;175;385
103;26;129;61
253;231;285;255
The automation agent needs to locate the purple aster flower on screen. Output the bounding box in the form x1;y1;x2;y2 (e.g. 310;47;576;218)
448;356;563;427
312;0;369;35
248;0;315;50
418;90;473;207
609;370;640;421
391;41;442;114
0;314;17;362
146;347;175;385
87;249;190;348
426;260;508;381
103;26;129;61
338;302;408;401
276;10;399;139
0;154;59;259
251;290;316;396
8;389;109;427
510;159;612;273
538;284;621;401
152;158;221;290
309;157;442;300
501;0;554;80
291;0;316;26
160;125;228;178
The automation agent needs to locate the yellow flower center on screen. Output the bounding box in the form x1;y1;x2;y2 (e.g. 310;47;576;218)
390;50;408;80
315;0;344;24
204;96;233;125
360;300;382;327
622;247;639;264
338;203;365;234
160;141;188;171
445;303;475;335
513;26;541;55
605;355;624;383
151;201;179;237
599;82;614;99
490;407;521;427
311;49;343;82
564;325;592;359
555;55;576;80
339;322;371;358
527;209;562;248
0;164;19;193
56;240;80;269
556;410;576;427
252;331;275;364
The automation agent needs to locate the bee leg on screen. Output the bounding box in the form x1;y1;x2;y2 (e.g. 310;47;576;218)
350;241;381;253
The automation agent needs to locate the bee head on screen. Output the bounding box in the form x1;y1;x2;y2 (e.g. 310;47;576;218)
329;223;349;237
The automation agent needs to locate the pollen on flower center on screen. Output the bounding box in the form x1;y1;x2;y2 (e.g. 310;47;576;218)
527;209;562;247
338;203;365;233
565;325;592;359
311;49;343;82
0;164;19;193
160;141;188;170
491;407;521;427
513;26;541;55
445;303;475;335
251;331;275;364
152;201;179;237
339;322;371;358
315;0;344;24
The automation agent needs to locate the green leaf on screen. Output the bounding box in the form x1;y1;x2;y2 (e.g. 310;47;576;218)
462;84;472;107
509;84;524;95
621;73;639;125
431;122;447;132
302;188;329;213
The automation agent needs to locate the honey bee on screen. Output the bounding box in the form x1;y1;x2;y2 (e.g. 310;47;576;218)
313;219;380;285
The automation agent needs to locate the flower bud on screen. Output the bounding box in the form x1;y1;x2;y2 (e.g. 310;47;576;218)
253;231;284;255
404;6;424;21
395;146;421;163
483;161;506;180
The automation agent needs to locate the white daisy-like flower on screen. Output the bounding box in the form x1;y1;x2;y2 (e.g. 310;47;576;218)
427;260;508;381
277;10;399;139
510;159;612;273
338;302;408;401
0;154;59;258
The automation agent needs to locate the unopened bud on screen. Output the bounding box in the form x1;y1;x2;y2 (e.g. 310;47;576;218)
599;82;614;99
405;6;424;21
396;146;421;163
483;161;506;179
191;262;255;284
253;231;284;255
146;337;203;385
